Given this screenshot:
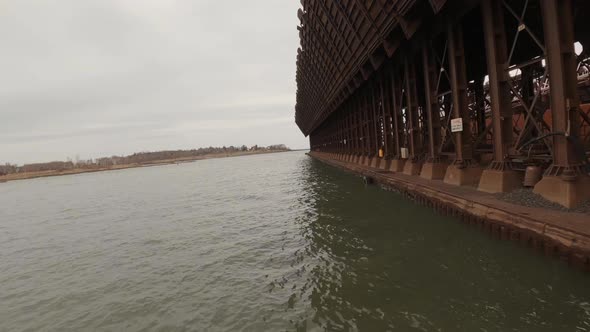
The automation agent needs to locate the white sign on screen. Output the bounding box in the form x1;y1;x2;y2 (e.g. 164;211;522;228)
451;118;463;133
400;147;409;159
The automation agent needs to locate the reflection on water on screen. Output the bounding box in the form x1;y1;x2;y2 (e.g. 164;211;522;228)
286;156;590;331
1;151;589;331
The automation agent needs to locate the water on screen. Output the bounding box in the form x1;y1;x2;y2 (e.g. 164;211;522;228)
1;151;589;331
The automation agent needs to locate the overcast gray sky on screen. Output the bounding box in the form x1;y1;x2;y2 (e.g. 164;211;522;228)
0;0;307;165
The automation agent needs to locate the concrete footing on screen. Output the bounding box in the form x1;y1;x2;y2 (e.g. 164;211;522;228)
389;159;406;172
403;160;423;176
369;157;379;168
420;162;448;180
478;169;522;193
443;164;483;186
362;156;371;167
534;174;590;209
379;159;391;170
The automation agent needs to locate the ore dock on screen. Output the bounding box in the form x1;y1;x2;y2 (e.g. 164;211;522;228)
294;0;590;269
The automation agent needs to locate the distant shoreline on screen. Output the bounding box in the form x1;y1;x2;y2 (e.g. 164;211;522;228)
0;149;292;183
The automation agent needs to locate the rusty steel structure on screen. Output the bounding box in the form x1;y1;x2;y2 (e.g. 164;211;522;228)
295;0;590;208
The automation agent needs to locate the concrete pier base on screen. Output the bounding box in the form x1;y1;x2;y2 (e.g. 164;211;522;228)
389;159;406;172
369;157;379;168
420;161;448;180
534;174;590;209
362;156;371;167
379;159;391;170
444;164;483;186
478;169;522;193
403;160;423;176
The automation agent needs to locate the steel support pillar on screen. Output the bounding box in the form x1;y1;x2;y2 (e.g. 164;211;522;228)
534;0;590;208
353;98;363;163
444;22;483;186
362;91;371;166
350;106;354;161
420;42;448;180
370;81;380;168
478;0;522;193
346;106;353;161
389;66;406;172
379;73;392;170
403;56;424;176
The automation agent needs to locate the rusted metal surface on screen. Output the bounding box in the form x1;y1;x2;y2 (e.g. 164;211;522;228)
297;0;590;208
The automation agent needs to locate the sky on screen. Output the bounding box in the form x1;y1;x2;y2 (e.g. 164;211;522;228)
0;0;308;165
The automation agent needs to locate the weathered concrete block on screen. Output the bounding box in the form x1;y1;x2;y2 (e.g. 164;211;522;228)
362;156;370;166
420;162;447;180
389;159;406;172
403;160;423;176
478;169;522;193
534;174;590;209
444;164;483;186
369;157;379;168
379;159;391;170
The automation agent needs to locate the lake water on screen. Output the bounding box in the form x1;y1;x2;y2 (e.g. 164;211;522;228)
1;151;589;331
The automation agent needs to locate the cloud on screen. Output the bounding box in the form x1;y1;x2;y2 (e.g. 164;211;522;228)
0;0;306;164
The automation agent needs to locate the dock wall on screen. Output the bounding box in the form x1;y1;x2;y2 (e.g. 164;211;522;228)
310;151;590;271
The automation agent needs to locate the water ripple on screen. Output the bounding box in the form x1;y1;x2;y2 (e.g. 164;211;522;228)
1;152;590;331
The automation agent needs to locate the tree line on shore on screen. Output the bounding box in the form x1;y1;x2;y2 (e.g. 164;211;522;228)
0;144;290;175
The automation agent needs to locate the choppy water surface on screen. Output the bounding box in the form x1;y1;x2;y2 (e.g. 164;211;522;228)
1;151;590;331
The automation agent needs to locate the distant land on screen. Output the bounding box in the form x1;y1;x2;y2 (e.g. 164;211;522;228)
0;145;291;183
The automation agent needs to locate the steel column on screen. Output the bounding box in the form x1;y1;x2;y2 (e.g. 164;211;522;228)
371;81;380;157
380;73;391;159
447;22;472;163
533;0;590;208
390;67;402;158
404;56;421;160
477;0;522;193
540;0;581;169
422;43;442;160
